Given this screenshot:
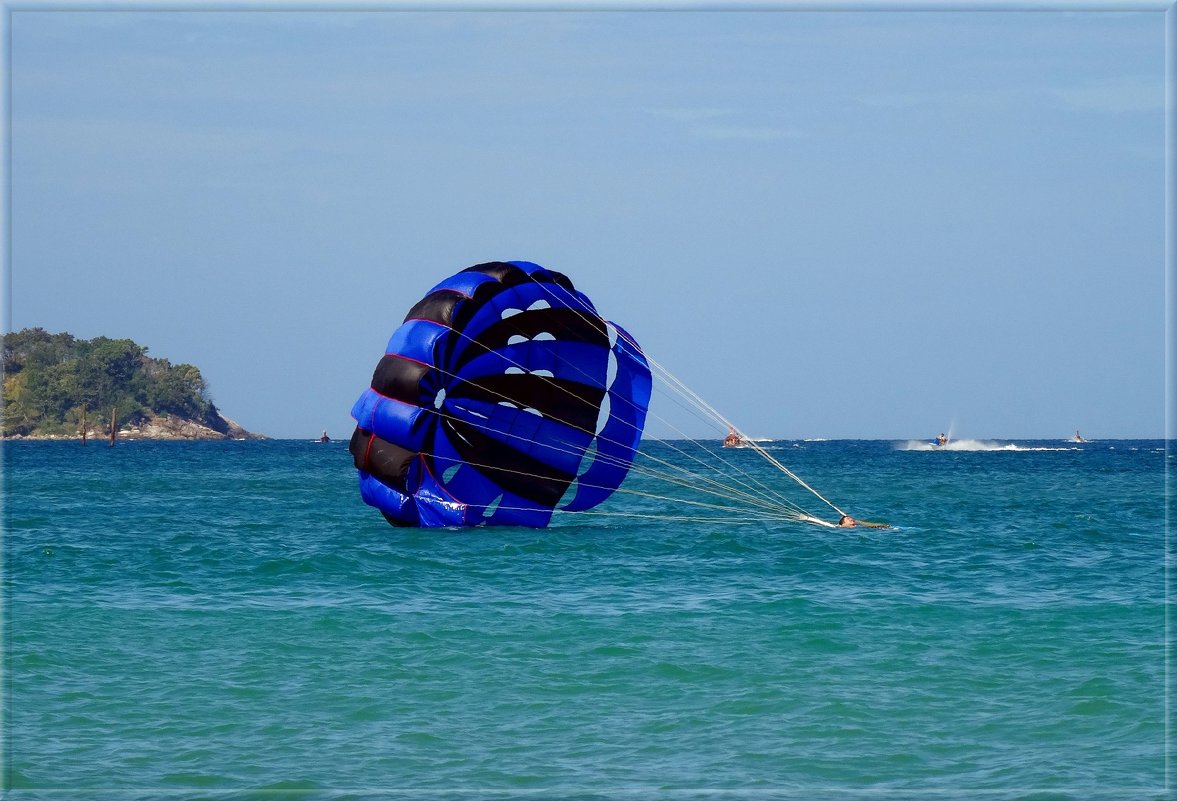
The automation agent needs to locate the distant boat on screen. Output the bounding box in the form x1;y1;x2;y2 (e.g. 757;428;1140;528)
1071;430;1086;443
723;427;751;448
318;430;331;443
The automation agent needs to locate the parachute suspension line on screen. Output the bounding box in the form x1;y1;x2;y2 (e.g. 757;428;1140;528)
429;317;811;517
522;281;813;504
457;298;789;511
417;404;790;516
406;356;787;515
598;340;810;513
633;364;809;512
407;442;810;522
637;346;848;519
566;511;799;524
535;280;836;522
500;507;805;525
395;359;805;518
521;282;823;517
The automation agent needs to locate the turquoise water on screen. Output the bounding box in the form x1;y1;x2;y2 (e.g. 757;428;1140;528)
3;439;1170;799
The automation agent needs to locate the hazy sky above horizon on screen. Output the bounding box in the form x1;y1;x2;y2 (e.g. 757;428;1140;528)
8;8;1168;440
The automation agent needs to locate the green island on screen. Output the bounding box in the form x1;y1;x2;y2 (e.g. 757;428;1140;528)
2;328;262;440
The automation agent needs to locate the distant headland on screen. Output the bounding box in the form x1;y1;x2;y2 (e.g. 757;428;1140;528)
2;328;265;441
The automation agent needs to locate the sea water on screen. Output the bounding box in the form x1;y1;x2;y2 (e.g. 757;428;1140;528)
2;439;1170;800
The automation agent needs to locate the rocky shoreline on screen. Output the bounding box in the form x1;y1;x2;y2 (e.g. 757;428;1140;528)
3;413;266;441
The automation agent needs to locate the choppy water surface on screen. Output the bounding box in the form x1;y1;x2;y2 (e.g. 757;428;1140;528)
3;439;1169;799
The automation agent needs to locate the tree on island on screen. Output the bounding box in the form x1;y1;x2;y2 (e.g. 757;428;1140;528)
2;328;237;438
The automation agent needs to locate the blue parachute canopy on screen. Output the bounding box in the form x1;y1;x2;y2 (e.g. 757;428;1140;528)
349;261;652;528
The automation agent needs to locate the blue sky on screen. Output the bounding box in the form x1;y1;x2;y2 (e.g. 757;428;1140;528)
7;7;1168;439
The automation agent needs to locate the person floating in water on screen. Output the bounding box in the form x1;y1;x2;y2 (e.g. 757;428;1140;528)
935;432;949;447
838;514;892;529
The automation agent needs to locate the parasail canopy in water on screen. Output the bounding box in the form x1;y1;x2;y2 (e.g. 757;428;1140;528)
349;261;652;528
